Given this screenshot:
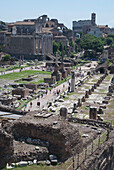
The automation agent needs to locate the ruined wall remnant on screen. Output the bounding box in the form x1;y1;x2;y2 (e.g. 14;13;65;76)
10;117;83;161
12;87;29;98
0;128;14;169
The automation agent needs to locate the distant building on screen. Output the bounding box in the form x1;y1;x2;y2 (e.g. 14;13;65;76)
101;46;109;59
88;26;103;37
72;13;96;37
0;31;6;45
109;28;114;34
54;35;69;46
1;15;72;58
3;15;53;58
98;25;110;35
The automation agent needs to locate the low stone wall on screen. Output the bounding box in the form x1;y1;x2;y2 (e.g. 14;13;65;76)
44;76;56;85
0;105;27;115
10;120;83;161
68;117;113;130
25;83;37;90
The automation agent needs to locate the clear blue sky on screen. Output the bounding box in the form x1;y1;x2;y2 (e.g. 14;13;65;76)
1;0;114;28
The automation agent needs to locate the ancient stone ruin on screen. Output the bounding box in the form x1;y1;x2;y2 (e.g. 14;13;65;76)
0;128;14;169
8;113;83;162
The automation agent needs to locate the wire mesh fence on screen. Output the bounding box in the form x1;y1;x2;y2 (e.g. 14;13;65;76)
66;131;108;170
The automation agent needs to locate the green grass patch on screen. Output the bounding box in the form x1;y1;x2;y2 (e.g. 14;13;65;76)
64;96;69;100
3;160;73;170
109;100;114;104
98;89;106;93
0;70;51;80
107;105;114;109
105;75;112;81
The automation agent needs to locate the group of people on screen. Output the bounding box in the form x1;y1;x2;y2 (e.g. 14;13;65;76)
24;81;67;111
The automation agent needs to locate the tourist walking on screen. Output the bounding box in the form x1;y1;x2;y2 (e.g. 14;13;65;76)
30;101;32;108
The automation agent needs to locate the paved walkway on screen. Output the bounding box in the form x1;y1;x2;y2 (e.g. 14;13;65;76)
22;73;88;112
22;62;98;112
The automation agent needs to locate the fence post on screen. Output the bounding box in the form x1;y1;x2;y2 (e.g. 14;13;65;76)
85;146;87;160
106;129;110;141
91;140;93;154
77;152;79;168
98;135;100;148
72;153;74;170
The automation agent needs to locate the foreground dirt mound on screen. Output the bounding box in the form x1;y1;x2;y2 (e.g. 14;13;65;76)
10;114;83;161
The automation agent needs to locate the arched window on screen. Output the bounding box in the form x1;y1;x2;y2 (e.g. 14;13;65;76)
45;23;49;27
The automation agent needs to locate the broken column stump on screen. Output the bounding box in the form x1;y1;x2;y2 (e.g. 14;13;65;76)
89;107;97;120
60;107;68;119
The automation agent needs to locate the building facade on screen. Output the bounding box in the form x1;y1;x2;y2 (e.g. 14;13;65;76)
72;13;96;37
88;26;103;37
4;15;53;57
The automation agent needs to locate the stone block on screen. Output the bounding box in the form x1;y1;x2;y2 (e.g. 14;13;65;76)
103;100;108;104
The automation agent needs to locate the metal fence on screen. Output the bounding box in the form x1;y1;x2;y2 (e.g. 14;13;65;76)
66;131;109;170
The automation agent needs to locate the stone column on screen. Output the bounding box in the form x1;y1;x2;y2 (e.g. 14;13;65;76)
42;35;44;55
33;36;36;55
71;71;75;92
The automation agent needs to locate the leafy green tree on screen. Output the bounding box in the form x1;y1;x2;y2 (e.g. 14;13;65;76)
105;37;113;45
107;34;114;38
75;43;78;52
80;34;104;58
70;53;75;58
3;54;11;61
53;41;59;54
69;41;74;47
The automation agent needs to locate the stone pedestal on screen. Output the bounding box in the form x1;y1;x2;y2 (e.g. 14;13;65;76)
72;103;77;112
91;86;94;92
77;98;82;107
98;108;104;114
109;86;113;93
88;89;92;95
82;96;85;102
85;91;89;98
89;107;97;120
71;71;75;92
94;84;97;89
